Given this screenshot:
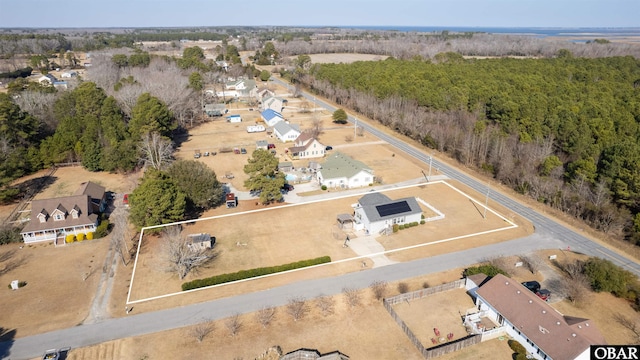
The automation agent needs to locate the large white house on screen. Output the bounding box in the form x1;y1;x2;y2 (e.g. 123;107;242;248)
317;152;374;189
20;182;106;245
353;193;423;234
288;132;325;159
467;274;606;360
273;121;301;142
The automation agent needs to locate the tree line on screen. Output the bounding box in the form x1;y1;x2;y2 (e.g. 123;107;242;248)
300;54;640;245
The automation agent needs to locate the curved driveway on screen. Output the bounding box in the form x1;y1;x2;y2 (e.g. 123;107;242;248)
2;77;639;360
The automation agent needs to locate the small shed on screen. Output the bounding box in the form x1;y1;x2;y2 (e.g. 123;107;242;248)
256;140;268;150
227;114;242;123
336;214;354;229
278;161;293;172
226;193;238;208
187;233;215;250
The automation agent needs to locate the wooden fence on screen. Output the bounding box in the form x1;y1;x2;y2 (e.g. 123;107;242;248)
384;279;465;305
383;279;481;359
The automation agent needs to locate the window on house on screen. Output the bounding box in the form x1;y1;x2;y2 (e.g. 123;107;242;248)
54;214;64;221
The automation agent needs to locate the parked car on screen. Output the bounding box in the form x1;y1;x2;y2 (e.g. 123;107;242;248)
536;289;551;302
203;151;210;157
521;281;541;293
240;148;247;154
325;145;333;151
123;194;129;207
267;143;276;149
282;183;294;192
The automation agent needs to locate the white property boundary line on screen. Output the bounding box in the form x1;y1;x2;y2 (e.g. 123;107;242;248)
126;180;518;305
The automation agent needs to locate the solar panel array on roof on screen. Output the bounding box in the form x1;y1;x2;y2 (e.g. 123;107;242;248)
375;201;411;217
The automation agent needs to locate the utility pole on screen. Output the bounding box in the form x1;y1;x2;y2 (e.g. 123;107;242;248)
354;117;358;140
428;154;433;180
483;182;490;219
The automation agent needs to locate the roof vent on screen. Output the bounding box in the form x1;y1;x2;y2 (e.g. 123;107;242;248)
505;281;509;285
586;323;590;326
542;310;546;314
572;333;576;337
517;290;521;294
556;321;561;325
529;300;533;304
578;325;582;329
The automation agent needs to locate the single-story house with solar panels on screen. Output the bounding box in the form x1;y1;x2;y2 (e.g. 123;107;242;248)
353;193;422;234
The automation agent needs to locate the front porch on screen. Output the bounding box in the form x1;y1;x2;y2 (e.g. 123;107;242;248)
22;224;97;245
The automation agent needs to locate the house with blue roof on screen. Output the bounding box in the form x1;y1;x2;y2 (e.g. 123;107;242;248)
261;109;285;127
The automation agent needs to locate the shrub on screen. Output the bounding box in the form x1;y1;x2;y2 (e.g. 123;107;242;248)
182;256;332;291
463;264;509;277
86;232;94;240
583;257;636;297
95;219;110;238
398;224;405;230
508;340;527;355
321;185;327;191
397;282;409;294
76;233;85;241
0;225;21;245
420;220;425;225
65;234;75;243
392;224;399;232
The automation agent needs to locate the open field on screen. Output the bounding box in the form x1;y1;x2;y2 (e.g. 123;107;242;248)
0;239;109;339
127;181;525;302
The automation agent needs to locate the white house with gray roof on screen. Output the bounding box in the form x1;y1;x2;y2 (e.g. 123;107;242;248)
317;152;374;190
353;193;422;234
273;121;301;142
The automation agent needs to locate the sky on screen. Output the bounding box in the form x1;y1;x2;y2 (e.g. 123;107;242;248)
0;0;638;28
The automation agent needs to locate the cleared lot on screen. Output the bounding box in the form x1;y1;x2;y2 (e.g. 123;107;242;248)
127;181;527;302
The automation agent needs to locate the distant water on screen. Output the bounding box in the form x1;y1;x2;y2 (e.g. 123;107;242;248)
341;26;640;38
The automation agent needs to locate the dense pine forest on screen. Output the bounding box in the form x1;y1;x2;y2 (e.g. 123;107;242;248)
302;54;640;244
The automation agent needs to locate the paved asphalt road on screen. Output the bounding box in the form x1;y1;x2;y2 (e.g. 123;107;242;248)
2;77;639;359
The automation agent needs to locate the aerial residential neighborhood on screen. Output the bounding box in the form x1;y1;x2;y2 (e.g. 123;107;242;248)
0;19;639;360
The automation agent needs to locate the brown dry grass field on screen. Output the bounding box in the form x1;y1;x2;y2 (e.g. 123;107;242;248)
127;181;526;302
0;239;108;339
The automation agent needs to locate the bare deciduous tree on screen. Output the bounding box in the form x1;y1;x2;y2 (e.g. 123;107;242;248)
520;255;542;274
255;306;277;328
162;226;216;280
345;134;353;143
563;279;590;306
315;296;335;316
370;280;388;300
139;131;174;170
224;313;242;337
356;125;365;137
309;113;323;138
286;296;309;321
190;321;214;342
343;287;361;308
613;313;640;342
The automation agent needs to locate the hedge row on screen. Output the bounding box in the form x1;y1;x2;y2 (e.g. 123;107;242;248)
392;222;422;232
182;256;332;291
65;232;95;243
